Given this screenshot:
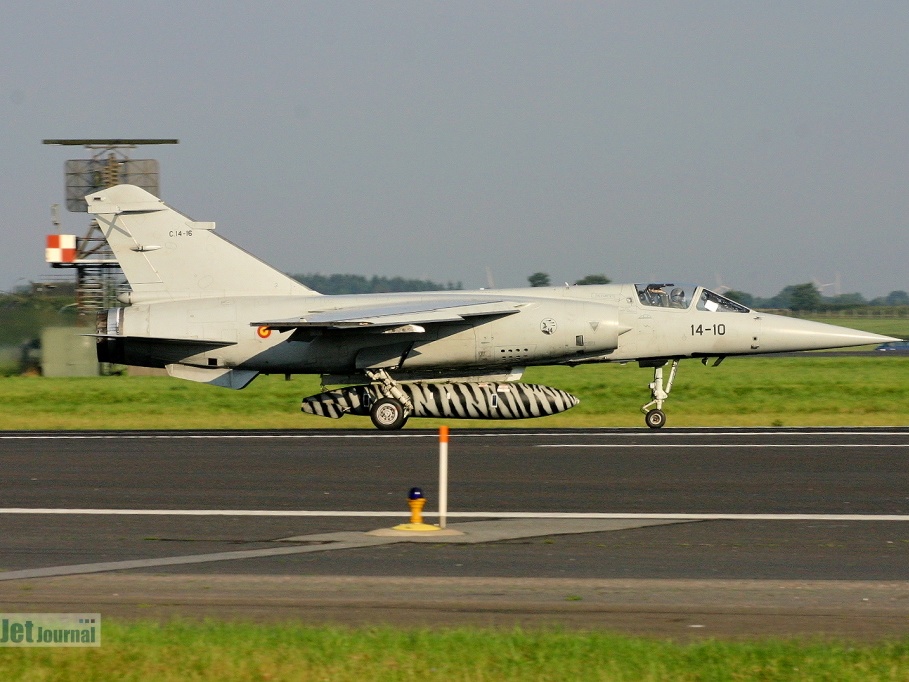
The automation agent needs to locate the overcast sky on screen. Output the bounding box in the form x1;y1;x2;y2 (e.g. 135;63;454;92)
2;2;907;298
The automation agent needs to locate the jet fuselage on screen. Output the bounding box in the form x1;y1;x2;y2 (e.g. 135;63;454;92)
99;283;881;376
86;184;897;429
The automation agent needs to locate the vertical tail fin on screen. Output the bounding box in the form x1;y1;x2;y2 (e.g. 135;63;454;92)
86;184;318;302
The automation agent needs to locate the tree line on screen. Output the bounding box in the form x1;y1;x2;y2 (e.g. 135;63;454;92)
290;273;462;295
526;274;908;312
724;284;909;311
528;273;611;287
3;273;906;314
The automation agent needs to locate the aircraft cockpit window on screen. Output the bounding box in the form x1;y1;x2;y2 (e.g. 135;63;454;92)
696;289;750;313
635;284;695;309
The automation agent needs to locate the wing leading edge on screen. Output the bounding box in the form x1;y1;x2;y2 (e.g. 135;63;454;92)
252;297;522;331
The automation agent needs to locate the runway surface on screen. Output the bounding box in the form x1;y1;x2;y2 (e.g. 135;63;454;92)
1;427;908;638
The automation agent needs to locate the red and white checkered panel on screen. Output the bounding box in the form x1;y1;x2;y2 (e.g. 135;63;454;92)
45;234;77;263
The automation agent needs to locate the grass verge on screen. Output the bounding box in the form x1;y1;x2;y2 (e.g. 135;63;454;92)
0;356;906;429
1;621;909;681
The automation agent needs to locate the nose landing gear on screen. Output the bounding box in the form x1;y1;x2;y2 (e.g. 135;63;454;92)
641;359;680;429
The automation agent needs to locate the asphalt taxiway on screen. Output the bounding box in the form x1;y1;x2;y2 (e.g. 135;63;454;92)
0;427;908;638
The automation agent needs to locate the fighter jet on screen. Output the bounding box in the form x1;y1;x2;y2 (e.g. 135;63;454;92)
88;184;897;430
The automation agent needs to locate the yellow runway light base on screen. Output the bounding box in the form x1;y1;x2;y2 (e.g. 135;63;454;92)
391;489;444;532
390;522;443;532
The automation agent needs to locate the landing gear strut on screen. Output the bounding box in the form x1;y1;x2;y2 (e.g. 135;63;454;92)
641;359;680;429
365;369;412;431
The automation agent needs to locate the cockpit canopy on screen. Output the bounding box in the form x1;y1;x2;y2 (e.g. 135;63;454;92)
635;283;750;313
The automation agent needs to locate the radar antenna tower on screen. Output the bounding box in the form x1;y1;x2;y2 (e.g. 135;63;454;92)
42;139;178;314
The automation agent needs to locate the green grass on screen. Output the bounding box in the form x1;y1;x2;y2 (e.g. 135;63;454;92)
0;355;907;429
1;621;908;681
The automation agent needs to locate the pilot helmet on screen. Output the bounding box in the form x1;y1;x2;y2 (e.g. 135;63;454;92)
670;288;685;301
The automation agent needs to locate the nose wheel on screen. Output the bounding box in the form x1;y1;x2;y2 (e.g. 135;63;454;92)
644;408;666;429
641;359;679;429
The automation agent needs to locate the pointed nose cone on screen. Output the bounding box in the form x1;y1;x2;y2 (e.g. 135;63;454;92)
758;314;899;353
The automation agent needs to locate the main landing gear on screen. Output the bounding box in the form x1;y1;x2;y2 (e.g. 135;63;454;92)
364;369;412;430
640;359;679;429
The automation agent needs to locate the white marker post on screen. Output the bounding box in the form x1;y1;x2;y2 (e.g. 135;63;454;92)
438;426;449;529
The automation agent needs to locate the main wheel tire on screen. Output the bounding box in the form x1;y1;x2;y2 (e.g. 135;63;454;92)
645;408;666;429
370;398;407;430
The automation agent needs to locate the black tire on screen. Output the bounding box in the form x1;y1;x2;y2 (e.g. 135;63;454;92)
645;409;666;429
370;398;407;430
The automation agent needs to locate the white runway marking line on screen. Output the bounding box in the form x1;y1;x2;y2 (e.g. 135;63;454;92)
0;433;426;440
0;430;907;440
537;443;909;448
1;509;909;521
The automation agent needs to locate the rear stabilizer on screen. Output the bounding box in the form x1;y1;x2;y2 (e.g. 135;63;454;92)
86;184;318;302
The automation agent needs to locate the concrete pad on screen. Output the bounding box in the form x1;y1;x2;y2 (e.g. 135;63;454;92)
279;517;691;544
369;527;465;537
0;519;693;582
